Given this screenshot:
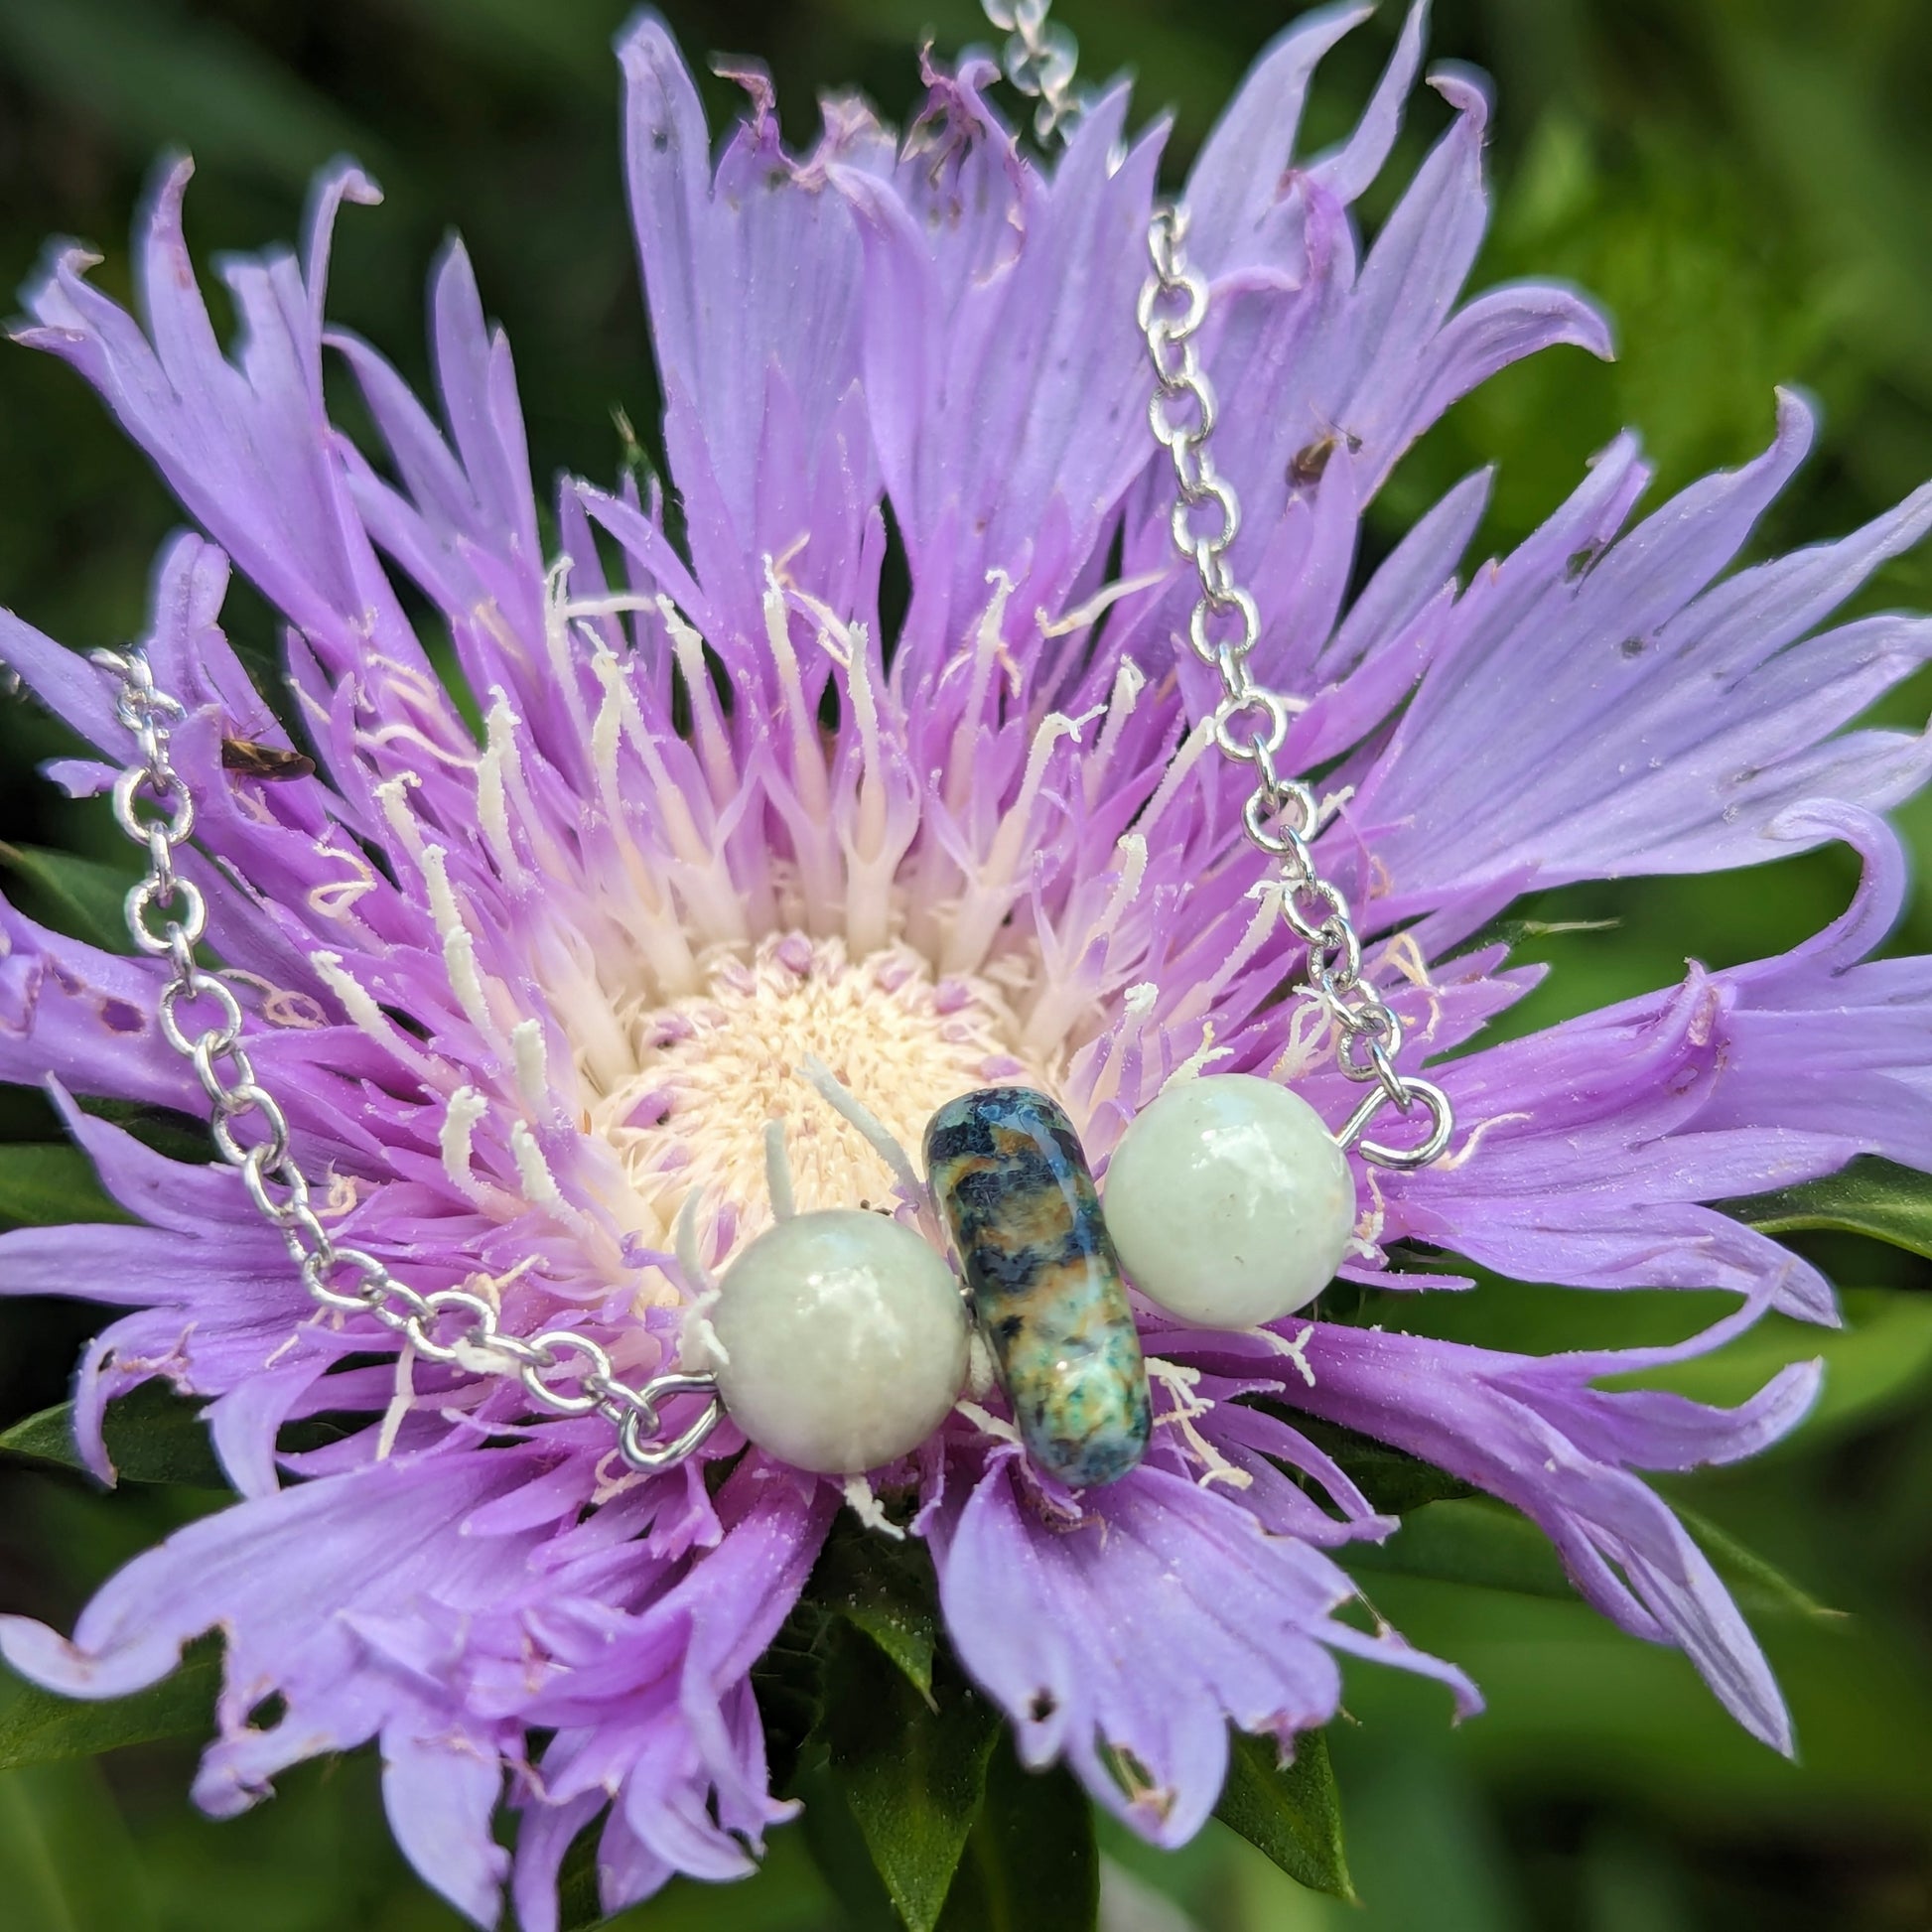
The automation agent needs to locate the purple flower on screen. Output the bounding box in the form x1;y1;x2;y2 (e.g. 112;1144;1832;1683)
1;7;1928;1925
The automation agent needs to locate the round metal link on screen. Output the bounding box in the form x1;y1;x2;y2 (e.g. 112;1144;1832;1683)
159;971;245;1058
1187;588;1260;666
112;762;193;846
91;644;722;1478
1281;877;1348;944
1311;922;1365;996
367;1277;438;1335
520;1328;617;1417
1149;374;1213;451
1340;1033;1403;1096
403;1288;498;1365
593;1377;660;1434
469;1326;551;1371
984;0;1087;144
1210;686;1289;762
302;1244;393;1313
145;821;177;889
1173;481;1239;564
125;876;207;955
210;1084;290;1170
1141;203;1457;1173
192;1033;254;1111
1136;270;1205;341
1242;779;1317;858
240;1142;306;1215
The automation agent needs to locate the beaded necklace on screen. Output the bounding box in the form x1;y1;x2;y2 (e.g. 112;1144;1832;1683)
94;1;1454;1493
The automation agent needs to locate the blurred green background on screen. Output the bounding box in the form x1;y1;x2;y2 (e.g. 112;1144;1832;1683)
2;0;1931;1928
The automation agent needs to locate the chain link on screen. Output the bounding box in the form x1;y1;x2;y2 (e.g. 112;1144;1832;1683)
1138;207;1453;1172
88;646;723;1471
982;0;1085;145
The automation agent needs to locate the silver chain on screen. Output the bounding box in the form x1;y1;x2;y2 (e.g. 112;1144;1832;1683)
88;646;723;1471
1138;207;1453;1171
983;0;1085;145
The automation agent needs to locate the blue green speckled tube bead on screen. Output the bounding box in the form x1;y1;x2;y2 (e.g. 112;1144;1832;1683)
924;1086;1152;1488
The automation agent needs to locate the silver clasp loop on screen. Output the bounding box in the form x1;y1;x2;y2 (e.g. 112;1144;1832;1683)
1336;1078;1454;1170
617;1379;726;1471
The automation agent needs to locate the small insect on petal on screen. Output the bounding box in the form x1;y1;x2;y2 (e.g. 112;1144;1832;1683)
221;738;317;780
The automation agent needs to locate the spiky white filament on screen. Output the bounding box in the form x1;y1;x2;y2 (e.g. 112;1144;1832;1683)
1139;714;1216;832
510;1121;560;1206
580;651;700;991
673;1188;726;1370
1021;831;1150;1058
657;596;737;806
439;1086;522;1215
942;573;1016;815
1169;884;1284;1029
1087;658;1149;809
798;1052;925;1216
762;572;840;922
1076;979;1162;1123
539;555;598;759
309;949;446;1086
1146;1358;1252;1491
421;843;464;940
842;1473;906;1540
1171;1025;1234;1082
474;696;529;892
763;1121;796;1222
372;772;426;865
942;709;1082;974
425;845;507;1047
831;618;905;959
590;646;748;949
511;1019;552;1117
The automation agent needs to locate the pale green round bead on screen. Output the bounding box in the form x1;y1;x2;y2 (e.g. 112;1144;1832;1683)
710;1208;969;1474
1101;1073;1355;1328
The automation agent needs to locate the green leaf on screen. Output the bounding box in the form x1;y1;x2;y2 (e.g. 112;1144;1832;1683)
1343;1494;1839;1624
1343;1497;1574;1600
796;1757;904;1932
1214;1725;1354;1903
556;1824;604;1932
0;1638;218;1773
0;1144;129;1229
1620;1287;1932;1444
1;1383;229;1489
79;1096;213;1166
811;1517;940;1699
557;1822;837;1932
1726;1156;1932;1261
1450;912;1622;963
0;1757;158;1932
935;1731;1097;1932
0;0;384;190
751;1599;829;1804
1672;1506;1843;1624
1279;1411;1478;1514
0;843;136;955
823;1621;1000;1932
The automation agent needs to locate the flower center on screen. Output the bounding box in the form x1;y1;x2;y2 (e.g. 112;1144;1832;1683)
584;933;1045;1259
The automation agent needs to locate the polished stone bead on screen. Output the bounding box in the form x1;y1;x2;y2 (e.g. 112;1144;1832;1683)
1102;1072;1355;1328
710;1208;969;1474
924;1086;1151;1488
